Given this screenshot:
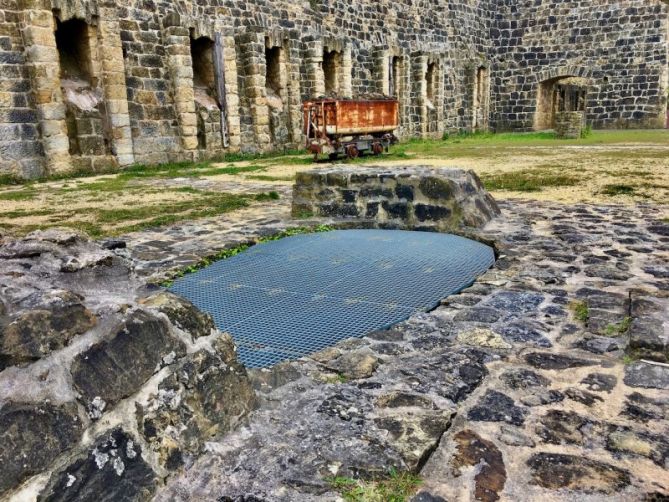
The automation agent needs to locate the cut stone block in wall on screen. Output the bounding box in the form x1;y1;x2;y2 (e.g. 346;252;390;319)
292;166;501;232
554;111;584;139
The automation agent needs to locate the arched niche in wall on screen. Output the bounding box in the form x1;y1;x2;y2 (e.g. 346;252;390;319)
321;38;352;98
535;76;590;130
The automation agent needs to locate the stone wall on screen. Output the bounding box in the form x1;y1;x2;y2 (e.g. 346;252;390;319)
0;229;256;499
0;0;667;178
490;0;669;131
292;166;501;232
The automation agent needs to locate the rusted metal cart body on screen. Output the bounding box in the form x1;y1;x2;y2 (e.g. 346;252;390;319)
303;98;399;159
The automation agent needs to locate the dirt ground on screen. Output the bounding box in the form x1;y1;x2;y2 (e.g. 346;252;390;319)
219;132;669;206
0;130;667;237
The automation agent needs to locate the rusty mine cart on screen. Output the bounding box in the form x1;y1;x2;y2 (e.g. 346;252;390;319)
303;98;399;160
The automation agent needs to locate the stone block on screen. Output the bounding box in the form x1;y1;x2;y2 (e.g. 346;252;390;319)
71;310;187;413
0;402;82;495
1;290;96;366
37;428;158;502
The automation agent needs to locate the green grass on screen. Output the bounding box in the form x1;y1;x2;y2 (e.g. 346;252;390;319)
481;170;579;192
0;208;55;219
601;184;636;196
1;190;281;240
570;300;589;323
328;469;422;502
253;191;280;201
0;189;38;201
2;130;665;188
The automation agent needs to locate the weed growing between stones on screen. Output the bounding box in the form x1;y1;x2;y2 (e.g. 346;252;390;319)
328;468;422;502
605;317;632;337
570;300;589;323
158;224;333;287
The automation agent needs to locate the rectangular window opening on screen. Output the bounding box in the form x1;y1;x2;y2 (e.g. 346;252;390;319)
55;18;94;85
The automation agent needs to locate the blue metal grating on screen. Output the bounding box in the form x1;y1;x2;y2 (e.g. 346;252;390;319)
170;229;495;368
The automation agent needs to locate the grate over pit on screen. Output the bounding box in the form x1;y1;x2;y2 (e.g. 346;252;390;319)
170;229;495;368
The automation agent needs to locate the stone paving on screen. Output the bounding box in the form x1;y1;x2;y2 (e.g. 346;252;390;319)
114;179;293;280
110;195;669;501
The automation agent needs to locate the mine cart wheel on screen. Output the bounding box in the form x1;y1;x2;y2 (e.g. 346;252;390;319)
345;145;359;159
372;142;383;156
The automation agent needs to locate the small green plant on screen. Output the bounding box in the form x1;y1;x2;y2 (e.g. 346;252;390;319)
604;316;632;337
254;191;280;201
601;184;635;196
328;468;422;502
294;210;315;219
622;353;640;365
580;123;593;139
320;373;348;384
570;300;589;323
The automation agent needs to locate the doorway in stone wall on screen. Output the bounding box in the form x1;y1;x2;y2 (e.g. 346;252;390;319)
265;40;289;145
535;76;588;130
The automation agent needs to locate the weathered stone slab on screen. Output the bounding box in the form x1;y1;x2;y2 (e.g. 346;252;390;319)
527;453;630;493
1;290;96;367
626;294;668;363
37;428;157;502
137;335;256;471
451;430;507;502
140;291;215;340
71;309;186;414
0;401;82;495
624;361;669;390
292;166;500;231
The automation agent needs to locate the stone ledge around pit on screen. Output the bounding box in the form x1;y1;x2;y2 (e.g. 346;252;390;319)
292;166;501;232
0;229;256;500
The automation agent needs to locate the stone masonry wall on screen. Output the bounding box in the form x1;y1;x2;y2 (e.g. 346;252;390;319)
490;0;669;131
0;0;667;178
292;166;501;232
